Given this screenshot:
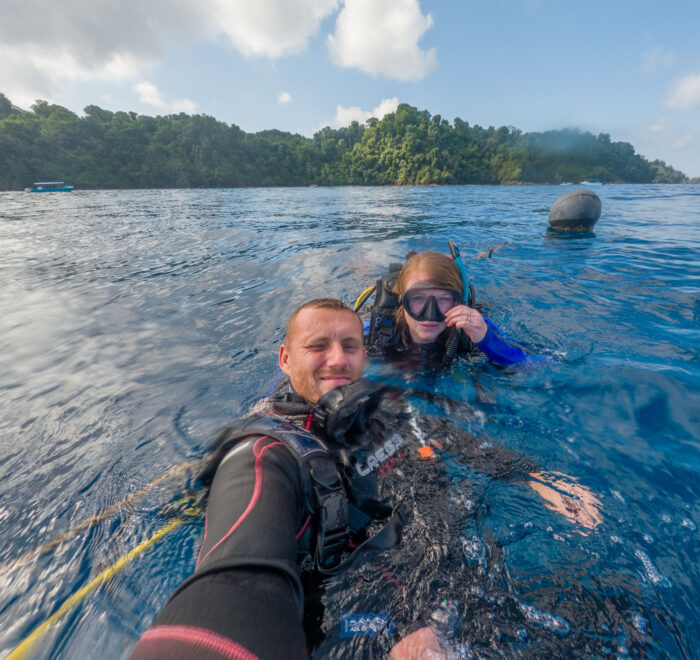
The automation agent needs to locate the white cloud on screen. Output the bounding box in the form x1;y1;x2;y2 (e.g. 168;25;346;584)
134;81;197;114
278;91;292;104
0;0;339;108
0;41;147;108
0;1;190;107
210;0;340;58
0;0;433;118
648;119;667;133
642;45;677;73
327;0;437;80
666;73;700;110
331;97;399;127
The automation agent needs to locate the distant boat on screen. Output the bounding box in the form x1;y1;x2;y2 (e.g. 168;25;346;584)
580;179;604;185
560;182;573;185
25;181;74;193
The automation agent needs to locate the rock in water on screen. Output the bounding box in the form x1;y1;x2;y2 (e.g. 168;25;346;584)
548;189;601;231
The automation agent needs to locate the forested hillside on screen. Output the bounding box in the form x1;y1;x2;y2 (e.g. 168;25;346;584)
0;94;686;189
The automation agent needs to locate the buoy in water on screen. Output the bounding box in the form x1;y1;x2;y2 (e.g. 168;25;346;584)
548;189;601;231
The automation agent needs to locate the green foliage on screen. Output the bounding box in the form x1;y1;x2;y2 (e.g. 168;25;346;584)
0;93;15;120
0;96;687;190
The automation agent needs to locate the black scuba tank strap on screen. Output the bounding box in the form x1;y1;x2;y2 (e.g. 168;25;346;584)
367;263;403;349
313;489;350;570
235;416;336;514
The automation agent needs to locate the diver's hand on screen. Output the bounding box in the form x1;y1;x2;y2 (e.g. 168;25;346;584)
389;626;446;660
527;471;602;532
444;305;487;343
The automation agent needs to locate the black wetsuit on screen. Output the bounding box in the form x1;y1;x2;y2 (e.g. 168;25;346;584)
130;382;415;660
130;381;538;660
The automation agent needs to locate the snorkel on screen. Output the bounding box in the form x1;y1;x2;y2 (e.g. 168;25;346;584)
443;239;470;363
447;239;469;303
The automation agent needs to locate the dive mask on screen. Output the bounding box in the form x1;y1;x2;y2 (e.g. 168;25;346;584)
398;281;461;322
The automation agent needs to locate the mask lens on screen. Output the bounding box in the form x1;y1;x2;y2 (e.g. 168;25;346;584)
435;290;459;313
405;291;428;315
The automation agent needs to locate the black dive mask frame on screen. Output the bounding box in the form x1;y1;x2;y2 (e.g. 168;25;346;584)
398;284;461;323
314;378;388;444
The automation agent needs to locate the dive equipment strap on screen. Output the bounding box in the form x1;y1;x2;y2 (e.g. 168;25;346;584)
201;415;400;573
367;263;403;348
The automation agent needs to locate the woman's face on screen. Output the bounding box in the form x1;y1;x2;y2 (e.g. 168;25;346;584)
402;270;457;344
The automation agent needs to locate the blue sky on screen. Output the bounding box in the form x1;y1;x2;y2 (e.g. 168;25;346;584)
2;0;700;176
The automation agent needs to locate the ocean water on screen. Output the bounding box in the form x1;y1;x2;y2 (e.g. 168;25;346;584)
0;185;698;658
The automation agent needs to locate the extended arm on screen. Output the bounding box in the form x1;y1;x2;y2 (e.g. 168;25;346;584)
131;437;310;660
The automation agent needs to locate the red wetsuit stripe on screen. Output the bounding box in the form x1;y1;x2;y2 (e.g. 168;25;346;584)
295;515;311;541
197;436;282;566
196;509;210;566
137;625;259;660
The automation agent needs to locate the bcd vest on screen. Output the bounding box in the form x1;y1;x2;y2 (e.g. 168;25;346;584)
199;415;406;575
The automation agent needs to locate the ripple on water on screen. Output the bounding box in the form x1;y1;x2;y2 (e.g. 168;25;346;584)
461;534;488;574
517;601;570;636
634;549;672;588
1;186;698;659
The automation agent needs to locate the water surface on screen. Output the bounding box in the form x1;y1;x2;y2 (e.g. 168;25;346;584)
0;185;698;658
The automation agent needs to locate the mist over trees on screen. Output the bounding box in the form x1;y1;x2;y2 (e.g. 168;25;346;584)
0;94;686;190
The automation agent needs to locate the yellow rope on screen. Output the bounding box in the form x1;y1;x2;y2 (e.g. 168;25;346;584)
6;503;200;660
0;459;199;577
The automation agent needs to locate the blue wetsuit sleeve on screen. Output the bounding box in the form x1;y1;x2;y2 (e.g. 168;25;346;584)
474;317;546;367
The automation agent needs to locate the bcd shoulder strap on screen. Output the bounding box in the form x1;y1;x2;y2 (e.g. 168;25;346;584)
366;262;403;349
199;415;399;572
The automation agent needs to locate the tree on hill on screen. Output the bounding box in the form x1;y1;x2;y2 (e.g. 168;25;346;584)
0;95;687;190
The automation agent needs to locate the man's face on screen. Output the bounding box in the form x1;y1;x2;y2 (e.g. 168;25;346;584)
279;307;366;404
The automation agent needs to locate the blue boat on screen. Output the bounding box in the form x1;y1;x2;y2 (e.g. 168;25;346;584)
25;181;74;193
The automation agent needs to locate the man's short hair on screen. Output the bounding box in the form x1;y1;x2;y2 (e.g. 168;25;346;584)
285;298;363;344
